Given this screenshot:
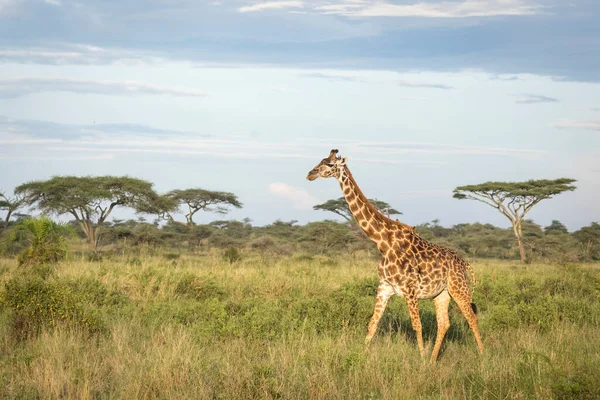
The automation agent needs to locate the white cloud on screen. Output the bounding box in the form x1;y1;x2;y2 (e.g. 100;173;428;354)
45;145;317;161
552;120;600;132
352;157;445;166
0;78;211;98
2;115;549;163
514;93;558;104
0;0;18;13
237;0;542;17
0;44;166;65
350;141;546;160
268;182;319;210
0;154;114;161
44;0;61;5
239;1;303;13
0;138;63;145
395;80;453;89
0;49;82;60
315;0;541;18
300;72;367;82
300;72;451;88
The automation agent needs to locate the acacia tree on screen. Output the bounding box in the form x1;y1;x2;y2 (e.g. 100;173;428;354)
0;190;26;228
16;176;167;250
313;197;401;222
544;220;568;235
453;178;576;263
166;188;242;226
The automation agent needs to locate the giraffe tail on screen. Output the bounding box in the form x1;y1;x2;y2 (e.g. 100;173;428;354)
465;262;478;315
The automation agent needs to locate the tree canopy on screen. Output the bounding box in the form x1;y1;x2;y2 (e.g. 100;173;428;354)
453;178;577;262
166;188;242;225
15;176;165;249
0;190;26;228
544;220;568;235
313;197;401;222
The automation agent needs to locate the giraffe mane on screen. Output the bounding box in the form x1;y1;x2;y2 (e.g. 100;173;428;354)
344;166;392;227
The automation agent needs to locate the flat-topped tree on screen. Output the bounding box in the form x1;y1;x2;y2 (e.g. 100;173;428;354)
453;178;576;263
166;189;242;226
0;190;25;228
314;197;401;222
544;220;568;235
15;176;164;250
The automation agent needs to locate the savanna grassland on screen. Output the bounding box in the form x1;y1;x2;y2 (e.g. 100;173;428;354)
1;250;599;400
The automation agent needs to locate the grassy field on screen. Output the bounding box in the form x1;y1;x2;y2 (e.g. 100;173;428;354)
0;251;599;399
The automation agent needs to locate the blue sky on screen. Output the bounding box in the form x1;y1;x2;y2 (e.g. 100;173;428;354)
0;0;599;230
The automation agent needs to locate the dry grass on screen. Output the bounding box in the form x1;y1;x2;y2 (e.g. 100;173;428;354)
0;253;599;399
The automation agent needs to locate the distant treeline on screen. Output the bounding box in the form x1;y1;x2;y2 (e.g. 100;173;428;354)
3;217;594;263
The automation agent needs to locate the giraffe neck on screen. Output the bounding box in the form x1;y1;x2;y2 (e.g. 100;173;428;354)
338;166;391;240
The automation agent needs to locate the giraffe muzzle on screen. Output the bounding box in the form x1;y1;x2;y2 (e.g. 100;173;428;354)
306;170;318;181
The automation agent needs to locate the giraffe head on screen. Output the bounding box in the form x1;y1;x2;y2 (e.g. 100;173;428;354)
306;149;348;181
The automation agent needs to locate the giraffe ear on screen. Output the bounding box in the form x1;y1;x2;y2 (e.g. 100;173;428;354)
340;156;348;165
328;149;339;160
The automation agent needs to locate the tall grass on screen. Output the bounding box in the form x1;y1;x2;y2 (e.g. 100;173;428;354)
0;253;599;399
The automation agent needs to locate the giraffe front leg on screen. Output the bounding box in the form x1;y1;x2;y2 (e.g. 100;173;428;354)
405;294;425;358
365;281;394;346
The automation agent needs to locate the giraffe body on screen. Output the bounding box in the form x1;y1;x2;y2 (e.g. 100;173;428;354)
307;149;483;361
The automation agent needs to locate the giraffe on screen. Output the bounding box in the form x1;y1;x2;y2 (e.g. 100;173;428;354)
306;149;483;361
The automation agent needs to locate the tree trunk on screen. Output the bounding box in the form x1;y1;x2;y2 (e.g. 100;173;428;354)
512;220;527;263
79;220;99;251
516;237;527;263
3;210;12;228
88;228;98;250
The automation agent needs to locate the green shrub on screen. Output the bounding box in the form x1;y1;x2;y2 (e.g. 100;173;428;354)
63;277;129;308
86;251;103;262
338;277;379;297
2;216;73;267
319;257;339;267
247;236;292;256
299;220;356;254
175;274;227;300
2;276;105;339
164;252;180;260
127;257;142;266
552;370;599;400
223;247;242;264
293;254;314;262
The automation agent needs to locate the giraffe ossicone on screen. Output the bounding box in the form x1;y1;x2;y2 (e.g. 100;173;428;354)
307;149;484;361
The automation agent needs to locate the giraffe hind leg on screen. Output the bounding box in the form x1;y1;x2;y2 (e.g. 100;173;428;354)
448;286;484;355
430;290;451;362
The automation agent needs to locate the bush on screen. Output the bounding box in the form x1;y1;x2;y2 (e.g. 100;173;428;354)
175;274;227;300
87;251;104;262
2;216;73;267
127;257;142;266
246;235;291;255
1;276;105;339
299;221;357;254
223;247;242;264
164;252;180;260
